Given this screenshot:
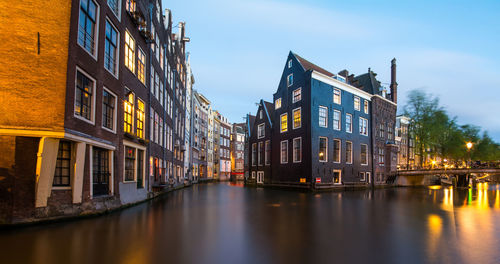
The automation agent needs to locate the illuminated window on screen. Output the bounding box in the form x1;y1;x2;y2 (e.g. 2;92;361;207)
280;113;288;133
53;141;71;187
293;108;301;129
125;31;135;73
334;88;341;104
75;70;94;121
124;146;135;181
275;98;281;109
346;141;352;164
78;0;98;56
354;96;360;111
292;88;301;103
125;0;135;12
137;48;146;84
364;100;369;114
333;170;341;184
104;20;118;76
160;46;164;70
333;110;341;131
102;89;116;131
287;74;293;87
136;99;145;138
258;123;265;139
346;113;352;133
293;137;302;163
124;91;134;134
333;139;341;163
319;137;327;162
319;106;328;128
360;117;368;136
281;140;288;164
361;144;368;165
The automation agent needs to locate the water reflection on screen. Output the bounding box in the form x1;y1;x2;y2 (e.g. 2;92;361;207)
0;183;499;264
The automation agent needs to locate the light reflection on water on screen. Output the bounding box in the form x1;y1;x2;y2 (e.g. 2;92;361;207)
0;183;499;264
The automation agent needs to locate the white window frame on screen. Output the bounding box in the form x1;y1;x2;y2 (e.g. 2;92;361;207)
333;169;342;185
333;139;341;163
360;172;366;182
104;18;120;79
292;88;302;103
257;123;265;139
346;141;353;164
280;140;288;164
360;143;369;166
360;117;368;136
288;59;292;68
354;96;361;111
251;171;255;179
89;146;115;198
122;142;146;183
292;107;301;129
257;171;264;184
275;98;282;109
319;106;328;128
346;113;352;133
74;67;96;125
77;0;100;60
265;140;271;165
258;141;263;166
333;110;341;131
287;73;293;87
107;0;122;20
280;113;288;133
366;172;371;183
101;87;117;133
333;88;341;104
319;137;328;162
364;100;369;114
293;137;302;163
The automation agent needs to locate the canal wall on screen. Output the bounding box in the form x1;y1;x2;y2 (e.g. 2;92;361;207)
395;175;436;186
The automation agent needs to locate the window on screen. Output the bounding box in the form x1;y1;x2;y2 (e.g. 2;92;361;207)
265;140;271;165
360;172;366;182
379;123;385;138
136;99;145;138
138;48;146;84
293;137;302;163
333;110;341;131
125;31;135;73
293;108;301;129
78;0;98;56
125;0;135;12
346;113;352;133
259;110;263;119
364;100;369;114
124;92;134;134
275;98;282;109
252;143;256;166
292;88;301;103
104;20;118;76
258;123;265;139
361;144;368;165
346;141;352;164
258;142;263;166
251;171;255;179
333;139;341;163
354;96;360;111
333;170;341;184
53;141;71;187
75;70;94;121
125;147;135;181
288;59;292;68
319;106;328;128
388;123;394;141
102;89;116;131
360;117;368;136
378;147;385;166
319;137;327;162
280;113;288;133
281;140;288;164
107;0;120;17
154;113;159;143
334;88;341;104
287;74;293;87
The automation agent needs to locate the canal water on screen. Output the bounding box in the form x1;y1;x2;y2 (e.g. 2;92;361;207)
1;183;500;264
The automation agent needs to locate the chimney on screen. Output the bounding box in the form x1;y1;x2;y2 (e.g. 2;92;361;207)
390;58;398;104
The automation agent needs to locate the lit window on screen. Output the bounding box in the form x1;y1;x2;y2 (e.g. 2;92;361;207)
293;108;301;129
364;100;369;114
346;141;352;164
334;88;341;104
75;70;94;121
346;113;352;133
125;146;136;181
361;144;368;165
319;137;327;162
281;140;288;164
136;99;145;138
102;89;116;131
333;139;341;163
360;117;368;136
104;20;118;76
292;88;301;103
333;110;341;131
53;141;71;187
280;113;288;133
78;0;98;56
287;74;293;87
138;48;146;84
333;170;341;184
275;98;282;109
354;96;360;111
293;137;302;163
258;123;265;139
125;31;136;73
125;0;135;12
319;106;328;128
124;92;134;134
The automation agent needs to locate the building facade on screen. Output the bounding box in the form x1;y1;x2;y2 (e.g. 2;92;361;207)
231;123;246;181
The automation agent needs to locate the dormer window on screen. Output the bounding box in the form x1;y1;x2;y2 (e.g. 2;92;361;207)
287;74;293;87
335;75;346;83
288;59;292;68
275;98;282;109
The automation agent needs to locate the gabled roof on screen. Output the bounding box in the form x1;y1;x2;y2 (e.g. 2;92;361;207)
263;101;274;122
247;114;256;137
353;70;381;95
293;53;335;77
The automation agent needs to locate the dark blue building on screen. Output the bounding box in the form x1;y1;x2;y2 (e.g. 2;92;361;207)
248;52;397;189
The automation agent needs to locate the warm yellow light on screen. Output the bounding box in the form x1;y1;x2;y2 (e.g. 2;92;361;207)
466;142;473;150
431;160;436;165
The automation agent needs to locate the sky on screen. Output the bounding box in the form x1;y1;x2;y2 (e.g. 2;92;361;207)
164;0;500;141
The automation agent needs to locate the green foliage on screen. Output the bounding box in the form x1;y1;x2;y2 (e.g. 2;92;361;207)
403;89;499;166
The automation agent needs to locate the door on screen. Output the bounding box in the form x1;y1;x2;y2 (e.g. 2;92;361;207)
333;169;342;185
93;147;110;196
